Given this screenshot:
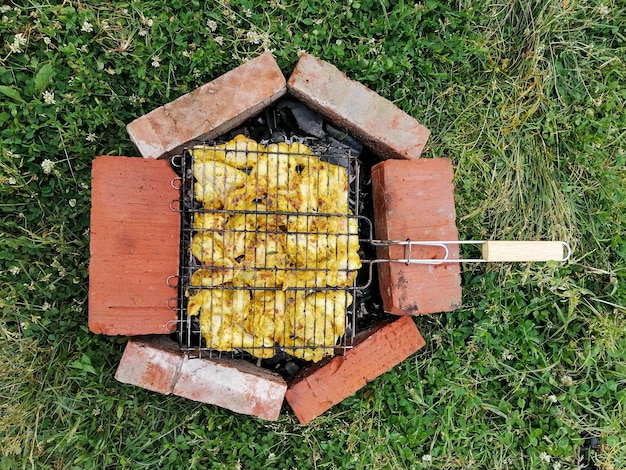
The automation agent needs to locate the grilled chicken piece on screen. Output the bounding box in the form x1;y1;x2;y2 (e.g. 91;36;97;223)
187;288;275;359
193;161;247;209
191;134;265;169
282;291;351;362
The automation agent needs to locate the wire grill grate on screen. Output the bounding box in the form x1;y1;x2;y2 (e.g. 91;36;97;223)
171;136;362;363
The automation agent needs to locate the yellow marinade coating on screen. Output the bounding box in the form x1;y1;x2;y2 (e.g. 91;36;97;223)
187;135;361;362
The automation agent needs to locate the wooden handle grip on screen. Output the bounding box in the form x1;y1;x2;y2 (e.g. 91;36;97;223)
482;241;566;262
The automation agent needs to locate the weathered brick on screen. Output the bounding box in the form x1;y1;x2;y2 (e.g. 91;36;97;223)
127;52;287;159
89;156;179;335
285;315;425;425
173;356;287;421
115;336;287;421
287;53;431;160
372;158;462;315
115;336;183;395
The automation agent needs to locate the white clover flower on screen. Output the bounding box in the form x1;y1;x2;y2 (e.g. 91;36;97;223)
246;30;262;44
105;67;115;75
15;33;27;46
42;301;51;311
49;284;56;291
560;375;573;387
182;50;190;57
42;90;56;105
0;5;11;13
8;32;27;53
547;394;558;404
207;19;218;32
147;18;154;27
8;176;16;185
214;36;224;46
43;36;51;45
536;44;545;57
151;55;161;67
69;199;77;207
552;462;562;470
9;266;20;275
86;133;97;142
81;19;94;33
421;454;433;462
540;452;551;463
597;5;610;16
138;29;148;37
41;159;55;174
101;20;109;29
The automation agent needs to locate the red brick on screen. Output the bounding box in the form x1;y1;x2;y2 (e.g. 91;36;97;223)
285;315;425;424
173;356;287;421
127;52;287;159
89;156;179;335
115;336;183;395
372;158;462;315
287;53;430;160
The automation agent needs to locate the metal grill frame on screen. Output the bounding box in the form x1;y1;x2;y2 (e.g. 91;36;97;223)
171;138;362;362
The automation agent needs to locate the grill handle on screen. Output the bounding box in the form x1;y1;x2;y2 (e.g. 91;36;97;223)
370;240;571;264
481;241;570;262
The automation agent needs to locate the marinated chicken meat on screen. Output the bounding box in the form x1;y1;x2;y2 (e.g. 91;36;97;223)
186;135;361;362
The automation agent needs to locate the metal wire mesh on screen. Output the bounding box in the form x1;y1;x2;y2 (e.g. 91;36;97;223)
172;135;361;362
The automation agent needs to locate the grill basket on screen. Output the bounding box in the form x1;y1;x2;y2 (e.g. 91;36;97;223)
170;136;362;363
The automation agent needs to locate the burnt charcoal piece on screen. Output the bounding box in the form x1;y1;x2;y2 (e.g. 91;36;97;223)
248;115;272;142
325;123;363;155
261;350;304;381
277;99;325;138
283;360;300;378
270;131;286;142
316;139;353;169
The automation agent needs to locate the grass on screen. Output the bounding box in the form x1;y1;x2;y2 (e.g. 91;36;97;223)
1;0;625;468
